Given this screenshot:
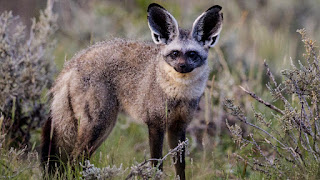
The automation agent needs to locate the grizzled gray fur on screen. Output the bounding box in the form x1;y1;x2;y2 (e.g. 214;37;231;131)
41;3;223;179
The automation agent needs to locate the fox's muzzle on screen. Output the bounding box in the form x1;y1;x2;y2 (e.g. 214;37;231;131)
174;64;194;73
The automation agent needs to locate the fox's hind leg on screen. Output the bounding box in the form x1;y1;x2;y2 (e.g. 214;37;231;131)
70;82;119;161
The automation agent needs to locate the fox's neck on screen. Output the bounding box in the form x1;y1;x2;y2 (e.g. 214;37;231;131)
156;55;209;100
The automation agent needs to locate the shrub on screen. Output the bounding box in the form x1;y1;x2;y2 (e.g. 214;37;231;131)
0;131;42;179
225;29;320;179
0;0;57;148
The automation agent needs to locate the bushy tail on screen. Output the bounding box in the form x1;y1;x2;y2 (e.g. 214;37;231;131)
41;115;60;174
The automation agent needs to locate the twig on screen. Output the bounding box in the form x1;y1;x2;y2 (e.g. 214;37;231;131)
124;160;148;180
264;60;278;87
224;99;287;148
239;86;284;115
291;77;312;126
249;134;284;175
125;139;188;180
235;154;270;175
149;139;188;166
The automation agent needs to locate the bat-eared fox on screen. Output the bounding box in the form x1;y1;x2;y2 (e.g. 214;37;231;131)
41;3;223;179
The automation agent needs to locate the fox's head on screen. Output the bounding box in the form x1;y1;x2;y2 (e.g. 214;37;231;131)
147;3;223;74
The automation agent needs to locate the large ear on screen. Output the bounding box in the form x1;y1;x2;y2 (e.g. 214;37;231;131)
147;3;179;45
191;5;223;48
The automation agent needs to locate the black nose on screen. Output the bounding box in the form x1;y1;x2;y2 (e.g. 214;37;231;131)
174;64;194;73
179;64;186;69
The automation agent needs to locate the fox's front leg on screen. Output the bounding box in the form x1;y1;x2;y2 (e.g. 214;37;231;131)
168;121;187;180
148;124;165;170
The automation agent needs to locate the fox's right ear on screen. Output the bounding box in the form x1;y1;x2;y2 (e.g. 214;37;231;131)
147;3;179;45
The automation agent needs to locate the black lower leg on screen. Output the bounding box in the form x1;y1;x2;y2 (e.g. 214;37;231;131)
168;122;187;180
148;125;165;170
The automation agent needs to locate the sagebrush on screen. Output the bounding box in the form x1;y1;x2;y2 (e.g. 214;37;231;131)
226;29;320;179
0;0;57;147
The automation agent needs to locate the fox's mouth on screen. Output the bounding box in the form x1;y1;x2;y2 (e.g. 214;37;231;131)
174;67;194;73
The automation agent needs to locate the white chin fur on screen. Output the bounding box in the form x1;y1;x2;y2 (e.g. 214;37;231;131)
157;60;209;99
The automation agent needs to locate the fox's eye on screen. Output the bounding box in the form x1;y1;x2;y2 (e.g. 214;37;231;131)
187;51;198;59
169;51;180;59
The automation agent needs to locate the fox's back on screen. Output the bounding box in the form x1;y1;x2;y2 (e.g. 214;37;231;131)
62;39;159;80
52;39;160;125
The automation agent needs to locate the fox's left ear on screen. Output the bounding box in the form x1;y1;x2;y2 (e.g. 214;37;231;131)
191;5;223;48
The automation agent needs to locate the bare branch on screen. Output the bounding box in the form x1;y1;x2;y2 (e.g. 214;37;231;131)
264;60;278;87
239;86;284;115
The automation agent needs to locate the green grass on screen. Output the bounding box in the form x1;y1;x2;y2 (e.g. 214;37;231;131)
0;114;262;179
89;119;240;179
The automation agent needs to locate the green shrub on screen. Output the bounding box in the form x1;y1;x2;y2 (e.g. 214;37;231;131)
0;0;57;148
225;29;320;179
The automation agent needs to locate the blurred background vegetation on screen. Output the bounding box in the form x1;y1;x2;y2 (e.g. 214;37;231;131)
2;0;320;71
1;0;320;179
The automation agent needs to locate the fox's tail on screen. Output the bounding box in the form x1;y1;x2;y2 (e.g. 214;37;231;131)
41;115;60;174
